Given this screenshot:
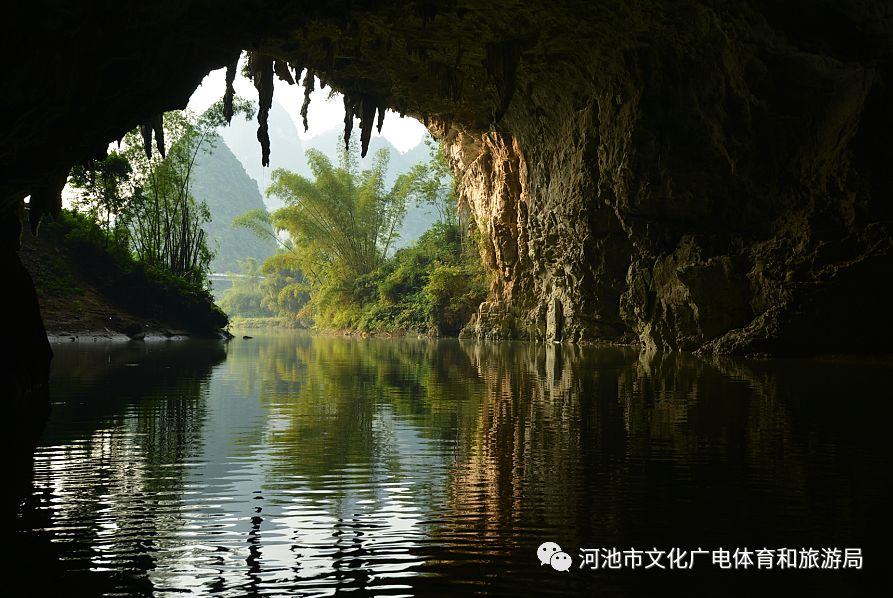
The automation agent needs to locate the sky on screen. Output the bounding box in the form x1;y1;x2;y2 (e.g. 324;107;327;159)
187;57;427;154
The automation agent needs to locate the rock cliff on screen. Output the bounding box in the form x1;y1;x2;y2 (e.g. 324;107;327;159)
439;2;893;354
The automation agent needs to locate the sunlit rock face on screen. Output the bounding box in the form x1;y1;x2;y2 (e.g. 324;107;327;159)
3;0;892;356
437;1;893;354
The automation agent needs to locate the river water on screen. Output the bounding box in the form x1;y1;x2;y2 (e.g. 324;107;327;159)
16;334;891;596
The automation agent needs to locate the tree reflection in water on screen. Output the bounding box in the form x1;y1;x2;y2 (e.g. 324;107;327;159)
20;340;225;596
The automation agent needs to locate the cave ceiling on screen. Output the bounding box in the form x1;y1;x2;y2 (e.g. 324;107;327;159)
6;0;886;228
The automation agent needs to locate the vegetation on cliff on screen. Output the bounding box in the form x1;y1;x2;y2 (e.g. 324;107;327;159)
189;136;276;275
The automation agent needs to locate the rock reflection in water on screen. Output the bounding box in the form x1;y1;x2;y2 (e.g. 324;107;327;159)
432;343;888;595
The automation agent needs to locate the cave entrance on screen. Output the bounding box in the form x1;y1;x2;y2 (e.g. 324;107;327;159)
167;56;487;334
187;58;433;254
7;0;890;375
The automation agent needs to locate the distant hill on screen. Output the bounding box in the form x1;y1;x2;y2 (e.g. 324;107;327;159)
190;137;276;276
398;140;431;170
300;127;423;185
217;101;305;211
219;101;437;248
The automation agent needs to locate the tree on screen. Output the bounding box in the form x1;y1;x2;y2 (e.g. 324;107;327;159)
235;138;416;326
218;257;277;318
235;137;478;331
259;251;308;324
68;151;132;246
231;209;309;325
266;139;408;285
120;99;255;286
399;136;458;227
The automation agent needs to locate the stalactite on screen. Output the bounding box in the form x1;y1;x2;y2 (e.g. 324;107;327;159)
454;38;464;68
341;92;388;157
418;2;437;28
151;114;165;158
358;96;377;157
301;69;315;132
139;114;165;160
248;52;274;167
343;94;356;151
323;38;336;72
274;59;295;84
376;100;386;133
223;55;239;124
140;123;153;160
407;45;428;61
430;62;463;102
485;41;521;123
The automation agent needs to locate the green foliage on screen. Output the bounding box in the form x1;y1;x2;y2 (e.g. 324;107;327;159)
218;258;270;318
353;222;488;335
266;139;408;285
57;99;261;332
218;287;268;318
68;152;133;246
120;111;215;286
232;208;277;244
228;316;288;329
424;264;485;336
259;251;308;326
399;136;459;226
218;246;308;327
239;139;487;335
288;221;486;334
41;209;227;332
67;97;255;291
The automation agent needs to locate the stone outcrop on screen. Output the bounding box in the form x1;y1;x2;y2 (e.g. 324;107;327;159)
3;0;892;360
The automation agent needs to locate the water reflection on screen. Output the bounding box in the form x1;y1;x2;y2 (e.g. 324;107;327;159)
434;344;890;595
20;341;224;596
164;336;485;596
17;336;890;596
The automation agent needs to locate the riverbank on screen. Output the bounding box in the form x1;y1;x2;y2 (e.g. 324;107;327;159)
227;316;292;330
45;330;207;343
226;317;431;339
20;212;228;341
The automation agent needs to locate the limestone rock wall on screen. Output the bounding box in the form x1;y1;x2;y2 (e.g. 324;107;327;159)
443;2;893;355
